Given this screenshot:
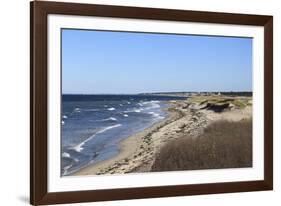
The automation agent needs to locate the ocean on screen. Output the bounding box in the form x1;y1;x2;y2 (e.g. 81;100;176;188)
61;94;186;176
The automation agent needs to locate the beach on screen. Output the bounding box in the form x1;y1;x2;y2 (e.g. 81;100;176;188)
74;94;252;176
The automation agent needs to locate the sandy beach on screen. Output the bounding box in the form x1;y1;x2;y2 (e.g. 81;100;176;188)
74;95;252;176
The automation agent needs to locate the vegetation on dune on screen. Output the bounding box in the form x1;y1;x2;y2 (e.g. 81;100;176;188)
151;119;252;172
188;95;251;110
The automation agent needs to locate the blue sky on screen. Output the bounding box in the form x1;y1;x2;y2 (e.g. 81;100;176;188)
62;29;252;94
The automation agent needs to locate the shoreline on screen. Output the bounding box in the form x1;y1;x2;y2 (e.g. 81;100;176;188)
74;102;184;176
74;95;252;176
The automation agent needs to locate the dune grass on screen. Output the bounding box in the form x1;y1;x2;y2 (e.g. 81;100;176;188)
151;119;252;172
188;95;251;109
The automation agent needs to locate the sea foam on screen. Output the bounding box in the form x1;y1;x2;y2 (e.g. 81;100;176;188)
100;117;117;121
62;152;70;158
72;124;122;152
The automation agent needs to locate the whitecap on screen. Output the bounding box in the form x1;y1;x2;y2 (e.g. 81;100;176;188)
62;152;70;158
72;124;122;152
107;107;115;111
148;111;160;117
61;120;65;125
74;108;80;112
83;109;99;112
124;108;144;113
100;117;117;121
72;133;96;153
148;112;165;120
123;114;128;117
63;164;72;176
63;115;68;119
96;124;122;134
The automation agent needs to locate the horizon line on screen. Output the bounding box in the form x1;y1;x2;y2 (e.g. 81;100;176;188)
62;91;253;95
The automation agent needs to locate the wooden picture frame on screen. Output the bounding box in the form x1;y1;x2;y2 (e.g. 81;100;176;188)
30;1;273;205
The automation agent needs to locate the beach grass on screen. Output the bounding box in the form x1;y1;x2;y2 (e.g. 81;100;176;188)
151;119;252;172
188;95;251;109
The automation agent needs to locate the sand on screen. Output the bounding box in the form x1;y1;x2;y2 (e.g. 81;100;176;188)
74;96;252;176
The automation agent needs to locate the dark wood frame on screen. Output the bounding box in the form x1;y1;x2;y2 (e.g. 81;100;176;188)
30;1;273;205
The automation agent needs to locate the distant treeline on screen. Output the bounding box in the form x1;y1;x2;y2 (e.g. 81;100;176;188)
219;92;252;96
139;91;252;97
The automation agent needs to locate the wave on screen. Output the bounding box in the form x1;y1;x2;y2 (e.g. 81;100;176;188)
100;117;117;121
124;108;143;113
63;115;68;119
148;111;164;119
62;120;65;125
62;152;70;158
89;117;117;122
82;109;99;112
123;114;128;117
124;101;161;113
96;124;122;134
148;111;160;117
135;101;161;112
144;101;161;110
107;107;115;111
72;124;122;152
63;164;73;176
74;108;80;112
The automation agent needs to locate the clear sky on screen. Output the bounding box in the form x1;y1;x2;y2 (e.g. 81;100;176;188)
62;29;252;94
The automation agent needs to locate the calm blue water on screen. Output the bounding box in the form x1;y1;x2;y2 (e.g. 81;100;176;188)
61;94;186;175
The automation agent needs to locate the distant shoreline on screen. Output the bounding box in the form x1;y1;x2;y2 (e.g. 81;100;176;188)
62;91;252;96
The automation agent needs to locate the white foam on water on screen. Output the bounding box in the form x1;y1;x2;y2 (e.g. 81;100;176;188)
100;117;117;121
107;107;115;111
123;114;128;117
82;109;99;112
96;124;122;134
124;108;144;113
148;111;165;120
63;115;68;119
72;124;122;152
61;120;65;125
146;101;161;110
62;152;70;158
63;164;73;176
148;111;160;117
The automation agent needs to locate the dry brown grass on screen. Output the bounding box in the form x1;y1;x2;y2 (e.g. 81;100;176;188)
151;119;252;172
